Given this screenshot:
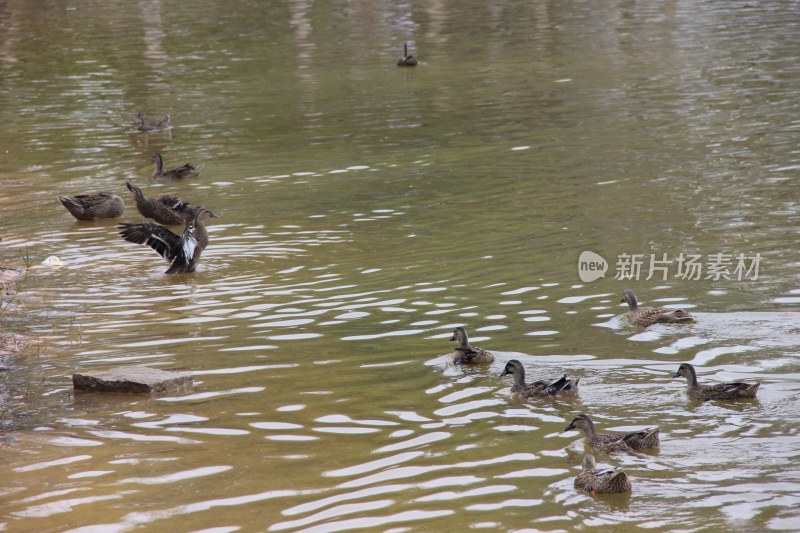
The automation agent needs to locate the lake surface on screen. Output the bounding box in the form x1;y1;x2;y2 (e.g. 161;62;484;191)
2;1;800;531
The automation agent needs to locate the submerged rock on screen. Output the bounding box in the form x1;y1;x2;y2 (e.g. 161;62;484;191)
72;366;191;394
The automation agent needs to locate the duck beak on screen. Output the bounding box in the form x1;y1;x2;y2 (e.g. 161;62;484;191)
500;369;509;377
564;423;576;432
209;211;220;218
619;297;625;304
672;371;681;378
449;334;456;342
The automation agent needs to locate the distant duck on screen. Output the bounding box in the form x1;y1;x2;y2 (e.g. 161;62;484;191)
500;359;579;398
118;207;218;274
58;192;125;221
621;289;693;327
574;454;632;495
450;326;494;364
564;413;660;453
136;112;171;132
397;43;418;66
125;181;198;226
673;363;760;401
151;153;203;180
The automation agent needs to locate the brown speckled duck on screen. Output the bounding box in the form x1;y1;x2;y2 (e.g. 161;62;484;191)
136;112;171;132
125;181;199;226
673;363;759;401
574;454;632;495
118;207;218;274
621;289;693;327
450;326;494;364
500;359;579;398
564;414;660;453
58;192;124;221
151;153;203;180
397;43;418;66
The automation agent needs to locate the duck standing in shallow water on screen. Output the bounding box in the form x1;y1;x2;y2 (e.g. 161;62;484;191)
58;192;125;221
500;359;579;398
449;326;494;364
673;363;759;401
118;207;218;274
573;454;632;495
564;413;660;453
397;43;418;66
136;112;171;132
125;181;198;226
621;289;693;327
151;153;203;180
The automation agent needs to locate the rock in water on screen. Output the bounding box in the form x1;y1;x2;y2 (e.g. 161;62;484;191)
72;366;191;394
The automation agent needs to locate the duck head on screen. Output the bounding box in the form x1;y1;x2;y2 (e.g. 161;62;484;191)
500;359;524;378
582;454;598;472
673;362;699;386
449;326;468;346
620;289;639;311
564;413;593;433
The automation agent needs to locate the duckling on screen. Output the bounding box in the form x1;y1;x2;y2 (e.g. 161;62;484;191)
450;326;494;364
136;112;171;132
621;289;693;327
500;359;579;398
125;181;198;226
118;207;218;274
673;363;759;401
397;43;418;66
58;192;125;221
574;454;632;495
564;413;660;453
151;153;203;180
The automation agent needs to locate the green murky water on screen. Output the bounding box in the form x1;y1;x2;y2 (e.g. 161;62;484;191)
2;1;800;531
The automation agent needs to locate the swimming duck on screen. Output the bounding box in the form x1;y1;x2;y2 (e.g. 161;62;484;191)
500;359;579;398
564;413;660;453
450;326;494;364
397;43;418;66
58;192;125;221
621;289;693;327
136;112;171;132
151;153;203;180
673;363;759;401
125;181;198;226
574;454;632;495
118;207;218;274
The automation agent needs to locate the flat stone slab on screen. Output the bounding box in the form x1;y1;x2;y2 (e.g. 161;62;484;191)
73;366;192;394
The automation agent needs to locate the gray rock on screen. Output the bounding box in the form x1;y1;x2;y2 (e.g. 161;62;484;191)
72;366;192;394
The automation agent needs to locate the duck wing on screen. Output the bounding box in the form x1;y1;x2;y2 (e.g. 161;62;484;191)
622;427;660;449
700;382;759;400
118;222;181;261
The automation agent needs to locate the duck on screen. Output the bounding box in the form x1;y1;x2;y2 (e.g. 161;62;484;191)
564;413;660;453
125;181;198;226
620;289;693;327
500;359;579;398
151;153;203;180
58;192;125;221
136;112;171;132
397;43;418;66
449;326;494;364
118;207;218;274
673;363;759;401
574;454;632;495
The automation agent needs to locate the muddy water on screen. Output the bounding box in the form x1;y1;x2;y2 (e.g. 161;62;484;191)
1;1;800;531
